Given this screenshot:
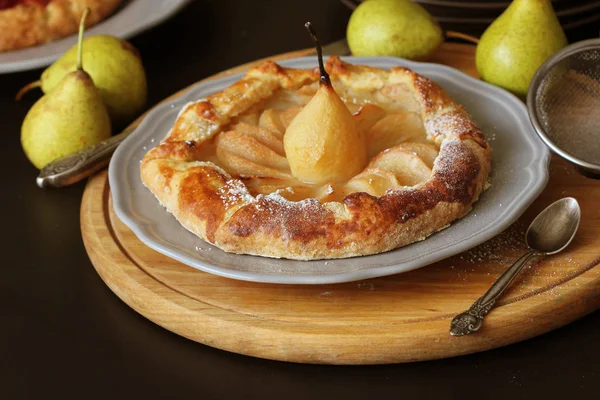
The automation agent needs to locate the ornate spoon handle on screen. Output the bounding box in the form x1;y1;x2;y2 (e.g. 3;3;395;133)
450;250;536;336
36;126;135;188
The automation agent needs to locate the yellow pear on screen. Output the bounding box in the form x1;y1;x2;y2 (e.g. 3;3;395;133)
39;35;147;126
17;35;147;127
476;0;567;97
21;9;111;170
283;23;367;184
347;0;443;60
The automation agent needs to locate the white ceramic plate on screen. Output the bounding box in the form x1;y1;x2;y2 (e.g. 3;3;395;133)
0;0;190;74
109;56;550;284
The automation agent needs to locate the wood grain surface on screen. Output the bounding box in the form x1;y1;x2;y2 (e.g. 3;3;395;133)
80;43;600;365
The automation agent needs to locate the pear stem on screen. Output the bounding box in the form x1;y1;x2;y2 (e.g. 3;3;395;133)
305;22;331;86
445;30;480;44
77;8;91;71
15;80;41;101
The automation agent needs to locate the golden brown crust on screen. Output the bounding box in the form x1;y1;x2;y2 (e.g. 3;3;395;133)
0;0;122;52
141;57;492;260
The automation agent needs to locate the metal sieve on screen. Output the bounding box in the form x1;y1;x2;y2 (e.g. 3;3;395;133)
527;38;600;178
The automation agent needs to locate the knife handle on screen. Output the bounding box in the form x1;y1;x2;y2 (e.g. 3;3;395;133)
36;126;134;188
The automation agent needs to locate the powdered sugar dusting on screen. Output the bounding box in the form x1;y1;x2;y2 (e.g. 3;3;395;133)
425;108;486;149
459;221;528;265
433;139;463;172
260;191;322;213
431;139;485;201
218;179;255;208
238;191;329;241
177;100;203;118
426;111;466;141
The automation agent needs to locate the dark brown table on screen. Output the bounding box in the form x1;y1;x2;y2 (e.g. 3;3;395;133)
2;1;599;398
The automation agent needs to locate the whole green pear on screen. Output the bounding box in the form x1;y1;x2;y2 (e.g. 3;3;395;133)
347;0;443;60
40;35;147;126
21;9;111;170
22;69;111;169
476;0;567;97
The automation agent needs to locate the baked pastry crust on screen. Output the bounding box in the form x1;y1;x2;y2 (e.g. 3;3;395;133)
141;57;492;260
0;0;122;52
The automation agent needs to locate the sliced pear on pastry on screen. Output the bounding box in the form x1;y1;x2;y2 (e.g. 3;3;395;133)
367;112;427;158
230;123;285;155
258;108;286;137
279;105;303;128
216;130;289;172
370;146;432;186
216;149;291;179
395;142;439;168
345;168;401;197
353;103;387;134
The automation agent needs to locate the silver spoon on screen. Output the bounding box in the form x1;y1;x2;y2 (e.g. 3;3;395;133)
450;197;581;336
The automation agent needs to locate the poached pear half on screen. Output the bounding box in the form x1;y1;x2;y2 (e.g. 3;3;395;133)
284;23;367;184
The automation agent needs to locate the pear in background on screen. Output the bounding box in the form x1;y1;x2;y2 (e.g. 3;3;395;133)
284;24;367;184
21;9;111;170
476;0;567;97
19;35;147;127
347;0;443;60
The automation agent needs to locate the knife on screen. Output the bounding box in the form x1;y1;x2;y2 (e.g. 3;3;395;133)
36;38;351;188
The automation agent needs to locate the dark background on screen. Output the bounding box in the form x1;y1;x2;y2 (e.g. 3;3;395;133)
2;1;599;398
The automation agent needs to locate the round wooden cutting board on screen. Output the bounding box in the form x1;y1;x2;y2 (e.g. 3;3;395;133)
81;44;600;365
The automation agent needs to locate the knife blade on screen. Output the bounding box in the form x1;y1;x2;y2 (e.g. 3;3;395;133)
36;38;351;188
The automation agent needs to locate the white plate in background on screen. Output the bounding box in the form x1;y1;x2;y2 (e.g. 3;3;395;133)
0;0;190;74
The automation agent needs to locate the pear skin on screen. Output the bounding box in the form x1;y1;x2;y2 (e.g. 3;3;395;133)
284;82;368;184
476;0;567;97
41;35;147;126
21;70;111;169
347;0;443;60
285;23;368;184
